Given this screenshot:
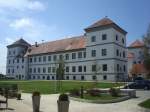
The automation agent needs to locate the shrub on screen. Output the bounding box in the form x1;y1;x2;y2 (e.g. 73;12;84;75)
58;94;69;101
87;89;101;96
32;91;40;96
109;88;120;97
69;89;80;96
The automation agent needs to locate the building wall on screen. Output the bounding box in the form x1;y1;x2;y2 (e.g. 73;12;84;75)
6;26;127;81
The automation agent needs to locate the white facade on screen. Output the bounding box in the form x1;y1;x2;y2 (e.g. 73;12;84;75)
6;18;127;81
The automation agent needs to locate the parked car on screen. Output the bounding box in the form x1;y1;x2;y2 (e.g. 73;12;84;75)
124;80;150;90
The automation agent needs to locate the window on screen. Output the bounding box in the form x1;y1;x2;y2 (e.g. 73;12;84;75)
102;49;107;56
12;69;14;73
66;66;69;72
29;68;32;73
52;67;56;73
78;66;82;72
103;75;107;80
123;51;125;58
102;34;107;40
22;66;24;69
59;55;63;60
17;58;19;63
13;51;15;55
84;66;86;72
29;58;32;63
39;57;41;62
8;60;11;64
33;76;35;79
34;68;36;73
43;67;46;73
73;76;76;80
116;49;119;56
103;64;107;71
117;64;119;71
78;52;82;58
22;58;24;63
92;76;97;80
66;76;69;80
43;56;46;62
91;50;96;57
53;55;57;61
8;69;10;73
116;35;118;41
133;61;136;64
48;56;51;61
48;67;51;73
92;65;96;72
13;59;15;64
17;66;19;69
72;66;76;72
34;57;36;62
91;36;96;42
52;76;54;80
81;76;84;80
65;54;69;60
83;52;86;58
43;76;45;79
38;68;41;73
72;53;76;59
9;51;11;55
123;65;126;72
122;38;124;44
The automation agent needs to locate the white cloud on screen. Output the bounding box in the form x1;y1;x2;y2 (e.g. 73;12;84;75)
9;18;34;29
0;0;45;11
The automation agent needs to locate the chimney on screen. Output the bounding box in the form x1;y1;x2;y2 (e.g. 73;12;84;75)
35;42;38;47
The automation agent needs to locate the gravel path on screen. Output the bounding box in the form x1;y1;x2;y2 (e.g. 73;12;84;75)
0;90;150;112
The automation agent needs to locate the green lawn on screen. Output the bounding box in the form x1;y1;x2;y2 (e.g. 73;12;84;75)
0;80;124;94
139;99;150;109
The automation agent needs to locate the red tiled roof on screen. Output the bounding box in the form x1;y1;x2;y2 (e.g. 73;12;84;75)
85;17;127;34
130;64;147;74
127;52;135;59
25;35;86;56
86;17;114;29
129;40;144;48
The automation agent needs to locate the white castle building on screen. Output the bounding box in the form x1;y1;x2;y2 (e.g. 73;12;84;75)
6;17;127;81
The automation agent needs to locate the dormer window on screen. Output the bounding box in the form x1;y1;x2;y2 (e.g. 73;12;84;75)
116;35;118;41
91;36;96;42
122;38;124;44
102;34;107;40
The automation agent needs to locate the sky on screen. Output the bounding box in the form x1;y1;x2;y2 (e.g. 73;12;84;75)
0;0;150;74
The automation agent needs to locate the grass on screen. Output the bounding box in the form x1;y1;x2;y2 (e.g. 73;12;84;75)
75;94;122;100
0;80;124;94
139;99;150;109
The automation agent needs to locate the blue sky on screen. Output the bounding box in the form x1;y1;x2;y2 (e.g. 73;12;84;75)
0;0;150;74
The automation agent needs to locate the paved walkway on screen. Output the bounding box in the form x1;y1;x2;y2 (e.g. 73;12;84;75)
0;90;150;112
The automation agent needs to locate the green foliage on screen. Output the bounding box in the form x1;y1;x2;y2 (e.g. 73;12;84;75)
139;99;150;109
58;93;69;101
109;88;120;97
87;89;101;97
69;88;80;96
32;91;40;96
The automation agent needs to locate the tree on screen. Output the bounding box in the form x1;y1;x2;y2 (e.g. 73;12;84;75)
92;61;101;88
55;57;65;92
143;24;150;78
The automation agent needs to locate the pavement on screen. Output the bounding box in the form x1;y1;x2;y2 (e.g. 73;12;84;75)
0;90;150;112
